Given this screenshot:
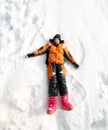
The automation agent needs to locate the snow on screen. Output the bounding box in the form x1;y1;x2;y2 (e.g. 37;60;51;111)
0;0;108;130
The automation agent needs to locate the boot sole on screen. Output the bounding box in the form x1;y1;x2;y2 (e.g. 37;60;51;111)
47;111;56;114
62;107;73;111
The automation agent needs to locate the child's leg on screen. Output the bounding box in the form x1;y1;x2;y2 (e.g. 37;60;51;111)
56;64;68;96
48;74;59;96
47;64;58;114
47;75;58;114
57;64;73;110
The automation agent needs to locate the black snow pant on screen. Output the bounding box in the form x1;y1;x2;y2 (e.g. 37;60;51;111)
48;63;68;96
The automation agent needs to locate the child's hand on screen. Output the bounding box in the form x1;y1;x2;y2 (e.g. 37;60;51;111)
25;53;35;58
72;62;79;69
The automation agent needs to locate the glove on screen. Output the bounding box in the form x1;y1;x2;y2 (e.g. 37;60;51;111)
72;62;79;69
26;53;35;58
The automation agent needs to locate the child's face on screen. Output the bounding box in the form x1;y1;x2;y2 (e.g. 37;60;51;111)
54;38;60;45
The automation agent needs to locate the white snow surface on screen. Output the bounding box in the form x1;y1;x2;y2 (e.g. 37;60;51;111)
0;0;108;130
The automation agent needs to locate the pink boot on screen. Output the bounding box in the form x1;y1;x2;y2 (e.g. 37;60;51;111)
61;95;73;111
47;96;57;114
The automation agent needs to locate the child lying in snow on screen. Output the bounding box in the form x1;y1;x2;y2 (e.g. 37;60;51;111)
26;34;79;114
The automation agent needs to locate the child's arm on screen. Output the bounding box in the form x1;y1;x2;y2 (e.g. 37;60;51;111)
26;43;49;58
63;45;79;68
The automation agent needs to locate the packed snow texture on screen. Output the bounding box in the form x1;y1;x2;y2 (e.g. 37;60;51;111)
0;0;108;130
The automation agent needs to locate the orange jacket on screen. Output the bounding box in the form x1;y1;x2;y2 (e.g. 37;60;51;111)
34;42;75;64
